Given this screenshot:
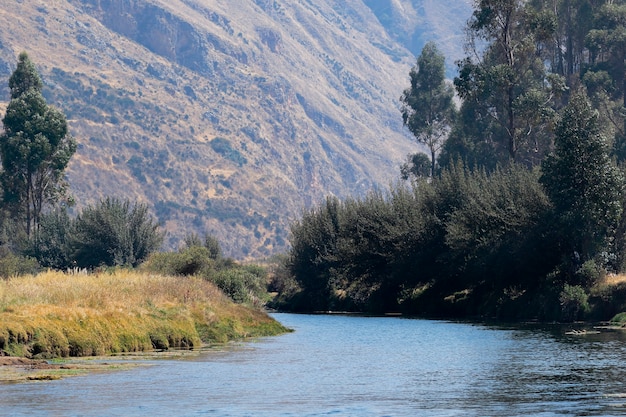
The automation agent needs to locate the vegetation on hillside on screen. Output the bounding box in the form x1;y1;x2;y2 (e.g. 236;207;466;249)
278;0;626;321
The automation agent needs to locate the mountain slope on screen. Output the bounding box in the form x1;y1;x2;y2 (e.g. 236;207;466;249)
0;0;471;257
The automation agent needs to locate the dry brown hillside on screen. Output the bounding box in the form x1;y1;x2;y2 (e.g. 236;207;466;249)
0;0;470;258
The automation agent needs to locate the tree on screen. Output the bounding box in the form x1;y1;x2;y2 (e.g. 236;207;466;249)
400;152;431;180
72;197;164;268
28;207;74;270
540;92;624;272
400;42;455;177
454;0;564;166
0;52;76;236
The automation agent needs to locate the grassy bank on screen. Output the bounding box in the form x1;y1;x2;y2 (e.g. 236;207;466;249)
0;270;289;359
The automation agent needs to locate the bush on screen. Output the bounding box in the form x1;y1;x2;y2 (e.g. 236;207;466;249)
210;137;247;166
204;234;222;260
72;197;164;268
208;267;268;306
0;253;40;278
183;232;222;260
560;284;590;322
28;208;74;270
142;246;213;276
267;254;301;304
575;260;605;287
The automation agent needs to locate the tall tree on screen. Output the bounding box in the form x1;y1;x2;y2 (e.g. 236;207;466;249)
0;52;77;236
400;42;455;177
454;0;565;166
540;92;624;270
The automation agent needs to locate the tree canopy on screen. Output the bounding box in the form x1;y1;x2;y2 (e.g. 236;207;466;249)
541;92;624;269
400;42;455;177
0;52;76;236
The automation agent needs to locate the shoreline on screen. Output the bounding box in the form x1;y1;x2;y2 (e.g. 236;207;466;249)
0;341;259;383
0;355;143;382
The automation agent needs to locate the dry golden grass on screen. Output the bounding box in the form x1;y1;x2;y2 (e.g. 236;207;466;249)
0;270;288;358
602;274;626;287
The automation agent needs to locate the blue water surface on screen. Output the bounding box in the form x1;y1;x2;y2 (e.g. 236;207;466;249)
3;313;626;416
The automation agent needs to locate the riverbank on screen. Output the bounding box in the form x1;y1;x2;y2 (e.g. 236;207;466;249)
0;270;289;365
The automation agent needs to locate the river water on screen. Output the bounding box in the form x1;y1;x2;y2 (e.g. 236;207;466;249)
4;313;626;416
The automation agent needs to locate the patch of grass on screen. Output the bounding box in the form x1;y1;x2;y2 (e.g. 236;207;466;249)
0;270;289;358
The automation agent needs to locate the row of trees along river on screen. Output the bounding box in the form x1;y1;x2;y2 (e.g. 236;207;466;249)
8;1;626;324
276;1;626;321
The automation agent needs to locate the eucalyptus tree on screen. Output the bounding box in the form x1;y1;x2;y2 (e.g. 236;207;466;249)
400;42;455;177
454;0;565;166
583;1;626;149
0;52;76;236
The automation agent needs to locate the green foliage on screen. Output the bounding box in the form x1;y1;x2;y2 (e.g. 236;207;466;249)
400;152;431;180
28;208;74;270
443;164;553;288
208;267;268;306
9;51;43;99
141;234;270;306
184;232;222;260
267;254;301;298
143;230;224;277
210;137;247;166
541;92;625;270
400;42;455;176
279;0;626;321
448;0;565;167
0;253;40;279
203;234;222;260
143;246;214;276
559;284;590;322
575;260;605;287
0;52;77;236
286;162;564;317
72;197;163;268
610;311;626;323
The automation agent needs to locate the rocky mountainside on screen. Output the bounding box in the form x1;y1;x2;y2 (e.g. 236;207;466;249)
0;0;471;258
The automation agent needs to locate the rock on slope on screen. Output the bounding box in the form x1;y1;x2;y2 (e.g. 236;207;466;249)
0;0;470;257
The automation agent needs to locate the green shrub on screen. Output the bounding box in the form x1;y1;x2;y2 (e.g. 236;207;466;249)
72;197;164;268
0;253;40;278
27;208;74;270
210;137;247;166
575;260;605;286
560;284;590;322
208;267;268;306
183;232;222;260
267;254;300;294
142;246;214;276
204;234;222;260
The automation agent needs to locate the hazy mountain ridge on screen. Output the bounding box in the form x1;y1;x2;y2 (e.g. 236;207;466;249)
0;0;470;258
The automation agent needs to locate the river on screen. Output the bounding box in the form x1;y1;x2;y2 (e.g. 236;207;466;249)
3;313;626;416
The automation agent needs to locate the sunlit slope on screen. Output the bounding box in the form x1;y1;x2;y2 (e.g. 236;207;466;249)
0;0;470;257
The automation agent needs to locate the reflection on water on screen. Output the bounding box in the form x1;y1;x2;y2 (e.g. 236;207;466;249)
3;314;626;416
